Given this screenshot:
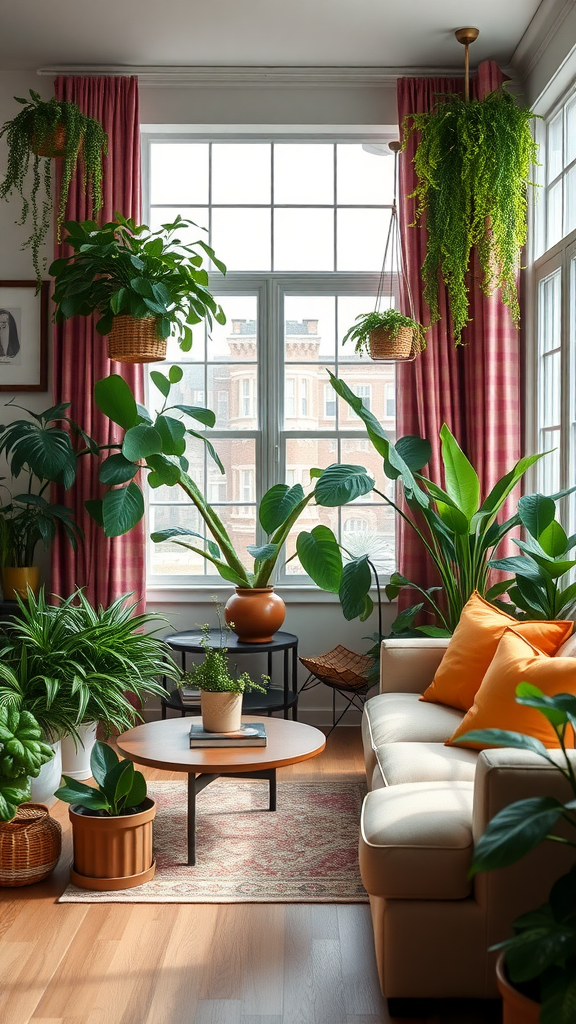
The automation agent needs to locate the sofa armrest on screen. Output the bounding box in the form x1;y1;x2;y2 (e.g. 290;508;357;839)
380;637;450;694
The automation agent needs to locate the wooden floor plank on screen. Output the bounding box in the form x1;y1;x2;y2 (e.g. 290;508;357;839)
337;904;388;1017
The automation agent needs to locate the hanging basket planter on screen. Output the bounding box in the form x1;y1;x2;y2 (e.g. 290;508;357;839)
30;122;69;158
107;315;167;364
368;325;414;361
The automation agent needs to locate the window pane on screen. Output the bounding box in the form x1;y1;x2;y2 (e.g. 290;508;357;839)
150;144;209;205
566;97;576;166
337;208;391;271
338;295;383;362
538;433;561;495
565;163;576;237
211;208;271;271
274;208;334;271
149;506;205;575
274;144;334;204
212;144;271;204
152;363;205;412
542;351;561;427
207;438;256;499
341;504;396;576
284;296;335;362
547;180;563;249
284;365;334;428
214;505;257;572
207;366;257;429
539;270;561;354
209;295;258;361
548;113;563;183
337;364;395;431
337;145;394;204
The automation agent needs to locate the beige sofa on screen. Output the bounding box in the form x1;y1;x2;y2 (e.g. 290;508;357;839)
360;636;576;1000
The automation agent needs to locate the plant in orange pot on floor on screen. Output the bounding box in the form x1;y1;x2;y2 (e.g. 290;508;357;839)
457;686;576;1024
55;740;156;891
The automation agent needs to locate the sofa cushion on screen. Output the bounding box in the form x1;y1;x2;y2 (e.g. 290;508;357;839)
376;742;478;787
364;692;464;745
557;633;576;658
359;781;474;900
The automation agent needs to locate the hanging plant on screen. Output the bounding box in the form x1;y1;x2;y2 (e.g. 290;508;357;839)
402;88;538;345
0;90;108;286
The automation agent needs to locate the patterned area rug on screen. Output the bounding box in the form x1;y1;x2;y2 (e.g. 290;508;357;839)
58;779;368;903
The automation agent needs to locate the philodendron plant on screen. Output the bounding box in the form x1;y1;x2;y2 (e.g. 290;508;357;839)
87;371;374;586
297;373;549;636
0;707;54;821
489;493;576;621
55;740;148;816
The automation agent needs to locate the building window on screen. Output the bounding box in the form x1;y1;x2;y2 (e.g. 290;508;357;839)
144;135;398;583
384;383;396;419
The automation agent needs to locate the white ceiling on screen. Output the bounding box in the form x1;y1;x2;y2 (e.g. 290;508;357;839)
0;0;543;73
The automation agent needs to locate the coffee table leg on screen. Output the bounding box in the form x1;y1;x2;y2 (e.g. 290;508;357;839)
187;772;220;865
268;768;277;811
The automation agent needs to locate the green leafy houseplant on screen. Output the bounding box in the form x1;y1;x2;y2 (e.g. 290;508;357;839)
341;308;426;358
0;707;54;821
0;90;107;284
54;740;148;816
457;685;576;1024
88;371;375;588
489;493;576;621
0;588;176;741
49;215;227;354
181;623;268;695
402;88;538;345
297;372;547;636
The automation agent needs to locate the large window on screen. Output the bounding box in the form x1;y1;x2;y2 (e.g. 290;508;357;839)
144;136;398;585
531;88;576;537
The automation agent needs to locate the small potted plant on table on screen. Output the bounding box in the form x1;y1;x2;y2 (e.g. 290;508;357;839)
182;623;268;732
55;740;156;890
341;308;426;361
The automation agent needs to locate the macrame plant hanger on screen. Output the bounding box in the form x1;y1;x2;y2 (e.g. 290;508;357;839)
371;141;423;361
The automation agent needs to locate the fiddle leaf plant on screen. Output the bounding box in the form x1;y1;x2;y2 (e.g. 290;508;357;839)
54;741;148;816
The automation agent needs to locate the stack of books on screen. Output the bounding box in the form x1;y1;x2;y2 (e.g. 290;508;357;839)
178;685;201;707
189;722;267;748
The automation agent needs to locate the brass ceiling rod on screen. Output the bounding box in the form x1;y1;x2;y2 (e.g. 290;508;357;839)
455;27;479;102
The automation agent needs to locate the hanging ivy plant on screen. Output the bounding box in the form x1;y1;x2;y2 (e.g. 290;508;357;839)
0;90;108;286
402;88;538;345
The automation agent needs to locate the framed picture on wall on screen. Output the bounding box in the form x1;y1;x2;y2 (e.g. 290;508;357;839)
0;280;48;392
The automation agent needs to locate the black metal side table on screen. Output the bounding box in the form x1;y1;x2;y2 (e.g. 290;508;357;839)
163;630;299;721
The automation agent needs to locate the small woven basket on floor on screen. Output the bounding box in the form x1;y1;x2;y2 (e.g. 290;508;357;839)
0;803;62;887
107;315;167;364
368;325;413;361
300;646;374;692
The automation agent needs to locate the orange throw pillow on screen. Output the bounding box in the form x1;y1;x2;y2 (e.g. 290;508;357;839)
447;628;576;749
420;592;573;711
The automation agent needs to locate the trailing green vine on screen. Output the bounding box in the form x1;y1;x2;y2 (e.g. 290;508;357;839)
0;90;107;285
402;88;538;345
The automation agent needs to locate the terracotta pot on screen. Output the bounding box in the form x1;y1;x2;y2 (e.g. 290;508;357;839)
225;587;285;643
61;723;98;781
1;566;40;601
69;798;156;890
496;952;540;1024
201;690;242;732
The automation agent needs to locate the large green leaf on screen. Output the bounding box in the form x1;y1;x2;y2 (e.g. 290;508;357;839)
102;482;145;537
122;424;163;462
518;493;556;540
339;557;372;619
479;453;545;519
470;797;564;873
539;519;568;558
99;453;139;485
125;769;147;808
259;484;305;534
296;526;343;593
145;454;181;488
439;423;480;521
149;371;171;398
173;405;216;428
90;740;118;787
394;435;432;471
314;464;373;507
154;415;187;456
94;375;139;430
488;555;545;583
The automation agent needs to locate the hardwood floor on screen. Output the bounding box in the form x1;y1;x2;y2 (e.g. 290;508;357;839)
0;728;501;1024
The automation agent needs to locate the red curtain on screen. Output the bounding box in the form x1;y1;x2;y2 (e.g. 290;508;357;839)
396;61;522;599
51;76;146;608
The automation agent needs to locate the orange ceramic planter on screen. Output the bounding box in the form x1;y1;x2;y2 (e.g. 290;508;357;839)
1;566;40;601
496;953;540;1024
225;587;286;643
69;799;156;890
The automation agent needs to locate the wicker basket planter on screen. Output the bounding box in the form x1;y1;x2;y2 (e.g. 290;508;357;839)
31;123;69;158
368;325;413;361
107;315;167;364
0;803;62;887
69;798;156;890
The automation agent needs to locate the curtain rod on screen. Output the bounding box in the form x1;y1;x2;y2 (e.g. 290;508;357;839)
35;64;482;84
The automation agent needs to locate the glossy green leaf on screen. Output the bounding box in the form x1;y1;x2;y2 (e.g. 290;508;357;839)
539;519;568;558
90;740;118;787
149;371;171;398
470;796;564;873
314;464;373;507
99;453;139;485
246;543;278;563
439;423;480;520
126;769;147;808
145;454;181;487
339;557;372;620
94;375;139;430
259;484;305;534
296;526;343;593
173;405;216;427
102;482;145;537
395;435;432;471
155;415;186;456
122;424;163;462
518;493;556;540
168;365;183;384
84;498;104;527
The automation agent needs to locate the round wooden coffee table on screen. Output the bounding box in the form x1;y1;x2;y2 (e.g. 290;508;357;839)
117;716;326;865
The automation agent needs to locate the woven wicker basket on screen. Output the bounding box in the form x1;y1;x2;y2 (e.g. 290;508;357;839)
369;325;413;361
0;803;62;887
300;645;374;692
31;123;69;158
107;315;167;364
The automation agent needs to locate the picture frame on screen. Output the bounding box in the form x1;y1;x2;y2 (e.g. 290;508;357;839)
0;280;48;392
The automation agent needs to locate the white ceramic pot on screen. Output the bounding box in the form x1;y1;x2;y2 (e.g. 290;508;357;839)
201;691;242;732
30;740;62;808
61;723;98;781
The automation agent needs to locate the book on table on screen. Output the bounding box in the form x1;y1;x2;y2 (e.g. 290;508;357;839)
178;685;201;706
189;722;267;748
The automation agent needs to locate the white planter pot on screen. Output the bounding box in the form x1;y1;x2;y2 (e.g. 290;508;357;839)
61;723;98;781
30;740;62;808
201;691;242;732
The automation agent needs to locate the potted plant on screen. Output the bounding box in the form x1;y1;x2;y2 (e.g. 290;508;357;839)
342;308;426;361
54;740;155;890
0;706;61;887
0;89;107;285
0;588;177;790
402;88;538;345
49;214;227;363
0;398;92;600
456;685;576;1024
87;371;375;642
182;622;268;732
